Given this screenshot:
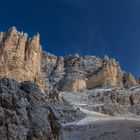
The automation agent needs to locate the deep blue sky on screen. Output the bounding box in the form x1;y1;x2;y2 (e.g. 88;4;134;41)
0;0;140;76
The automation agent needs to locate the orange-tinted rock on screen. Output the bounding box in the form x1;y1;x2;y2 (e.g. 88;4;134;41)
86;55;123;89
0;27;44;90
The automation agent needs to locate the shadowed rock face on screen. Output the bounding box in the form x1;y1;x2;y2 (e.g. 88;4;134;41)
0;78;57;139
123;73;139;88
0;27;44;90
0;78;85;140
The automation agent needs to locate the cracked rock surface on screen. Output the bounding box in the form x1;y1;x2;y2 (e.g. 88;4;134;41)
0;78;85;140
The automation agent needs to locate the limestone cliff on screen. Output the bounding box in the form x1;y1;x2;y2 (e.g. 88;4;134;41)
86;55;123;89
0;27;44;90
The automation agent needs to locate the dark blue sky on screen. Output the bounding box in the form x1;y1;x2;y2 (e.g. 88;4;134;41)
0;0;140;76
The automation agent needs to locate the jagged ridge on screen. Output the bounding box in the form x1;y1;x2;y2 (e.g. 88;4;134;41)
0;27;139;93
42;53;139;93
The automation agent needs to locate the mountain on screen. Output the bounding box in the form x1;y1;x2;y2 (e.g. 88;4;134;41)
0;27;138;93
42;51;139;93
0;27;140;140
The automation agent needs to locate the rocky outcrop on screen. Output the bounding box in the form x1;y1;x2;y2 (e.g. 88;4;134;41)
0;78;85;139
85;87;140;116
42;53;139;92
41;52;65;91
62;87;140;117
59;55;101;92
86;55;123;89
123;72;139;88
0;78;59;139
42;53;102;92
0;27;44;90
59;72;86;93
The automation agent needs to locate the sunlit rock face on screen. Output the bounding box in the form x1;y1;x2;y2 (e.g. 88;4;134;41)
59;72;86;93
42;53;139;92
86;55;124;89
0;27;44;90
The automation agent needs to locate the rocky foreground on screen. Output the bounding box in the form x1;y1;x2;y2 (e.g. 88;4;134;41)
62;119;140;140
0;27;140;139
0;78;85;139
1;78;140;140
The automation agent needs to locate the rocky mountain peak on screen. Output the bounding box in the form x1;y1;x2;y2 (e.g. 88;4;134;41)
0;27;139;93
0;27;44;90
103;54;110;61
